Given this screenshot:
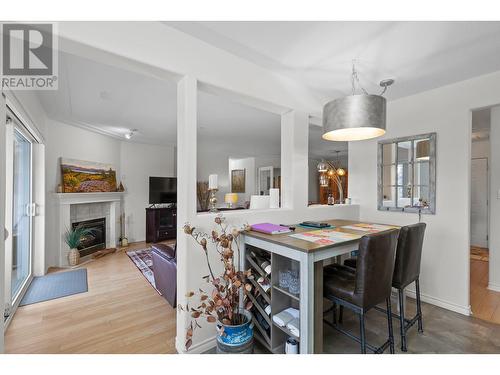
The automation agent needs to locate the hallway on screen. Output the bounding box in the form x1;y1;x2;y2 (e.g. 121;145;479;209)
470;247;500;324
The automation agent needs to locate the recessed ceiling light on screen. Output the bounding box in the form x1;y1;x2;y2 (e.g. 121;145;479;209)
125;129;138;139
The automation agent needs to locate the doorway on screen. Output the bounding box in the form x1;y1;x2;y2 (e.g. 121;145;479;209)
4;108;36;322
469;107;500;324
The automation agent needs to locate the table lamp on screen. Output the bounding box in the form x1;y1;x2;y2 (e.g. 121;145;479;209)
225;193;238;208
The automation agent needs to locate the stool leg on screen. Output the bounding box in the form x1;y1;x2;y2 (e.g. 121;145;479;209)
332;303;337;325
339;305;344;324
359;311;366;354
386;298;395;354
416;278;424;333
398;288;407;352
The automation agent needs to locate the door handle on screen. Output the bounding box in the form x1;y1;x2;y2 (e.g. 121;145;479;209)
4;227;8;240
26;203;36;217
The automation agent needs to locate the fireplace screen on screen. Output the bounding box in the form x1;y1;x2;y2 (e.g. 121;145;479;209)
72;217;106;257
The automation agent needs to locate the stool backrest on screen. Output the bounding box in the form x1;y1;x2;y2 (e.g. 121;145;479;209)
392;223;426;288
355;229;399;309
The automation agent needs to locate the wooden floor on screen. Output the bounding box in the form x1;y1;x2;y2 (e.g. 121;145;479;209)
5;242;177;354
470;247;500;324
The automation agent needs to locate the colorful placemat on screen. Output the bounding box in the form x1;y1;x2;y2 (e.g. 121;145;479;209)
290;229;361;245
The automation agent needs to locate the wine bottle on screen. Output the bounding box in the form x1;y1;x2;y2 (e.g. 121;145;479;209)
255;309;270;331
256;294;271;316
260;259;272;275
251;251;272;275
257;276;271;293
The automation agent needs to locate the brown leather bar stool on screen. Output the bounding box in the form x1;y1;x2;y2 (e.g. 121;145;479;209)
323;229;399;354
337;223;427;352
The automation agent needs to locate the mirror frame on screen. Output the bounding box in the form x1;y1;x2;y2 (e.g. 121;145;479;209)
377;132;436;214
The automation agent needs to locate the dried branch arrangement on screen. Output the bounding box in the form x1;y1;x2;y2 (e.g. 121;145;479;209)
178;215;253;350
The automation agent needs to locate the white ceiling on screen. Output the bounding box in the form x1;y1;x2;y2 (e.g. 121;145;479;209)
37;52;178;145
37;22;500;157
168;21;500;103
37;52;287;155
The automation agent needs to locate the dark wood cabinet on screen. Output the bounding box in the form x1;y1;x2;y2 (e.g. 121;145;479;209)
146;207;177;243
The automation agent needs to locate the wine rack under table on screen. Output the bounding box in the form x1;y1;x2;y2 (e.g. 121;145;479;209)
244;245;301;354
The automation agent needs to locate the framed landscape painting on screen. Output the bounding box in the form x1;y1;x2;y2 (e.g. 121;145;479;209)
61;158;117;193
231;169;245;193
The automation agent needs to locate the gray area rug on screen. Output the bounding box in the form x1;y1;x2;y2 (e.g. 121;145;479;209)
20;268;88;306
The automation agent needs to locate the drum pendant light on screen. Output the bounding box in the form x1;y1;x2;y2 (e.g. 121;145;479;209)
323;62;394;142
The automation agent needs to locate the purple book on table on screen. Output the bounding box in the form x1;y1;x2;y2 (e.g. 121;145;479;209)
251;223;292;235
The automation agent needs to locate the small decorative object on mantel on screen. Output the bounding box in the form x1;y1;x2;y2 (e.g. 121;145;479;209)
56;184;63;193
179;215;254;353
64;226;95;266
117;181;125;192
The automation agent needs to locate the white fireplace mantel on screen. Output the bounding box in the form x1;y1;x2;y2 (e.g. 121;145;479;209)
54;192;124;266
54;192;124;205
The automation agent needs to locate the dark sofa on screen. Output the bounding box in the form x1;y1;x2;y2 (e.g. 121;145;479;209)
151;243;177;307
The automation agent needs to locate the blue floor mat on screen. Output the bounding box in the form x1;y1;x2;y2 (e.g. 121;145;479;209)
20;268;88;306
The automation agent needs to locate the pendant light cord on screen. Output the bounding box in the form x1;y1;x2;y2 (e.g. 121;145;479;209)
351;59;391;96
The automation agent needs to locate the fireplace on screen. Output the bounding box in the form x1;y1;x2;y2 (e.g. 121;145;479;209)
72;217;106;257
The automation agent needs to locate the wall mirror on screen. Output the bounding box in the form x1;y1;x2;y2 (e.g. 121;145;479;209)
378;133;436;214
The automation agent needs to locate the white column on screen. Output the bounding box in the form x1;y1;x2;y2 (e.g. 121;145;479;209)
280;110;308;209
0;94;6;353
489;106;500;291
175;75;198;353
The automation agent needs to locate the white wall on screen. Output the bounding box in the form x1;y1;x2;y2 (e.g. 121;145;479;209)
489;106;500;292
197;140;281;208
45;119;175;267
120;141;175;242
45;120;122;268
350;70;500;315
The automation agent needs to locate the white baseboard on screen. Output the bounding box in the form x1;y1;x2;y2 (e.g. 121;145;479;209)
175;335;216;354
405;289;471;316
488;282;500;292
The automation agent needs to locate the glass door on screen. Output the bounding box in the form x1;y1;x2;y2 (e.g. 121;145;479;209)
4;110;34;318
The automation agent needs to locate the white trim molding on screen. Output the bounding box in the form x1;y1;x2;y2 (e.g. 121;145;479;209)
405;289;471;316
488;282;500;293
175;335;216;354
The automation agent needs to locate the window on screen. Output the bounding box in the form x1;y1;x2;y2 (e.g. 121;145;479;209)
378;133;436;213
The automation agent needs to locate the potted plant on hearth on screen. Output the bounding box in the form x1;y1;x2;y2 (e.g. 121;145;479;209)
64;226;95;266
179;215;255;353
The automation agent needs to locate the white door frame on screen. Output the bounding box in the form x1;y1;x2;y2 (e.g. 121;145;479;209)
470;157;489;248
0;94;6;353
3;108;36;328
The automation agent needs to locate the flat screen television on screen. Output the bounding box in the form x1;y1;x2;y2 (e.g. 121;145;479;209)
149;177;177;204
